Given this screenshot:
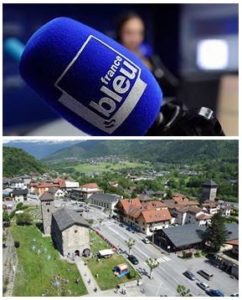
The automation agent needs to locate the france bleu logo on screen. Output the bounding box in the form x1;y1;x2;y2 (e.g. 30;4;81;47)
55;35;147;133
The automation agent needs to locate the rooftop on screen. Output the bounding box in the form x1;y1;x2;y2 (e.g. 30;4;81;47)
89;192;121;203
52;207;89;231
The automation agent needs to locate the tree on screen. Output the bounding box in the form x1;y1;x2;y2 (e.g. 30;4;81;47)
125;238;135;255
3;211;10;222
145;258;159;279
206;212;228;252
16;202;24;210
16;212;33;226
176;285;193;297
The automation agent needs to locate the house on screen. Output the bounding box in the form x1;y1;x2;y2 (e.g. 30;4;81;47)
9;178;27;189
166;194;211;226
11;189;28;202
117;198;172;236
51;208;90;257
48;187;65;199
201;200;219;215
154;223;238;252
217;200;231;217
3;188;13;201
30;182;60;195
64;180;79;191
88;193;122;213
185;207;211;226
108;181;119;188
78;183;102;200
154;224;206;252
3;178;11;189
214;229;239;279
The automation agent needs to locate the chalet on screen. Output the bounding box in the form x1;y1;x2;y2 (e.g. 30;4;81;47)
117;198;172;236
154;223;238;253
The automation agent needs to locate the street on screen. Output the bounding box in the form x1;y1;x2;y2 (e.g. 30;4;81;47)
82;205;238;297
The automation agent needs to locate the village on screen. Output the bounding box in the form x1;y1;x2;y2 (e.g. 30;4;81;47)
3;172;239;297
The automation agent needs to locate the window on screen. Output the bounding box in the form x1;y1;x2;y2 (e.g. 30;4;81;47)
74;230;78;233
47;209;50;212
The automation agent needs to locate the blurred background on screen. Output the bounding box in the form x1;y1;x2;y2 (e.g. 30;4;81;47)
3;3;238;136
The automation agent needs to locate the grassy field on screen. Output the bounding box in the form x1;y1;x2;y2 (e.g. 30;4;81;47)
74;161;150;175
10;225;87;296
87;231;139;290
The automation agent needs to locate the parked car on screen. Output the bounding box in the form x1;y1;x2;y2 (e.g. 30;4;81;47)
183;271;196;281
197;282;209;291
206;289;224;297
128;255;139;265
230;293;239;297
142;237;151;244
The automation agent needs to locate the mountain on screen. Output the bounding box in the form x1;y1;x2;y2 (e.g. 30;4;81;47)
3;140;80;159
3;146;48;177
43;140;238;164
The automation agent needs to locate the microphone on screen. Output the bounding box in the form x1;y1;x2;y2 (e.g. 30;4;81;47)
19;17;163;136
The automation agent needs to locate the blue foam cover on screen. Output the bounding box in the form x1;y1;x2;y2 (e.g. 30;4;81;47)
20;17;163;136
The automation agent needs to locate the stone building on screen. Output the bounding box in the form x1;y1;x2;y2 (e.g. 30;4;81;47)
51;208;90;257
40;191;55;235
40;191;90;257
201;180;218;202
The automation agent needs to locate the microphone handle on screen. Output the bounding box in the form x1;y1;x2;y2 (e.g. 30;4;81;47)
146;98;225;136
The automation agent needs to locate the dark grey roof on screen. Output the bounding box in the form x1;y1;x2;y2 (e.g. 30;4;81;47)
162;224;206;248
48;187;58;194
161;223;238;248
226;223;238;241
89;193;120;203
40;191;54;202
53;208;89;231
139;194;152;201
10;178;23;183
202;180;217;187
12;189;28;196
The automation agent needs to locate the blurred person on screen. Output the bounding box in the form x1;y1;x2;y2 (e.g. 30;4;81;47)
116;12;179;96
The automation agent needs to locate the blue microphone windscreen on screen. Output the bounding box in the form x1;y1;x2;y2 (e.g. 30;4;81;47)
20;17;163;135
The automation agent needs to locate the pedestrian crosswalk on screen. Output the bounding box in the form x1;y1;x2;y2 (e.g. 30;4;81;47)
157;256;171;263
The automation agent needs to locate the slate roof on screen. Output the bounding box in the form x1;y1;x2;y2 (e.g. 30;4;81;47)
12;189;28;196
52;207;89;231
162;224;206;248
226;223;238;241
161;223;238;248
89;193;120;203
202;180;218;187
40;191;54;202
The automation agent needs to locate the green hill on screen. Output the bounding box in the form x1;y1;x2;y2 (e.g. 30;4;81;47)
3;146;47;177
44;140;238;164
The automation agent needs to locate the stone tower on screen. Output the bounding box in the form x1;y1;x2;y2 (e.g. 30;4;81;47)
40;191;55;235
201;180;218;202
